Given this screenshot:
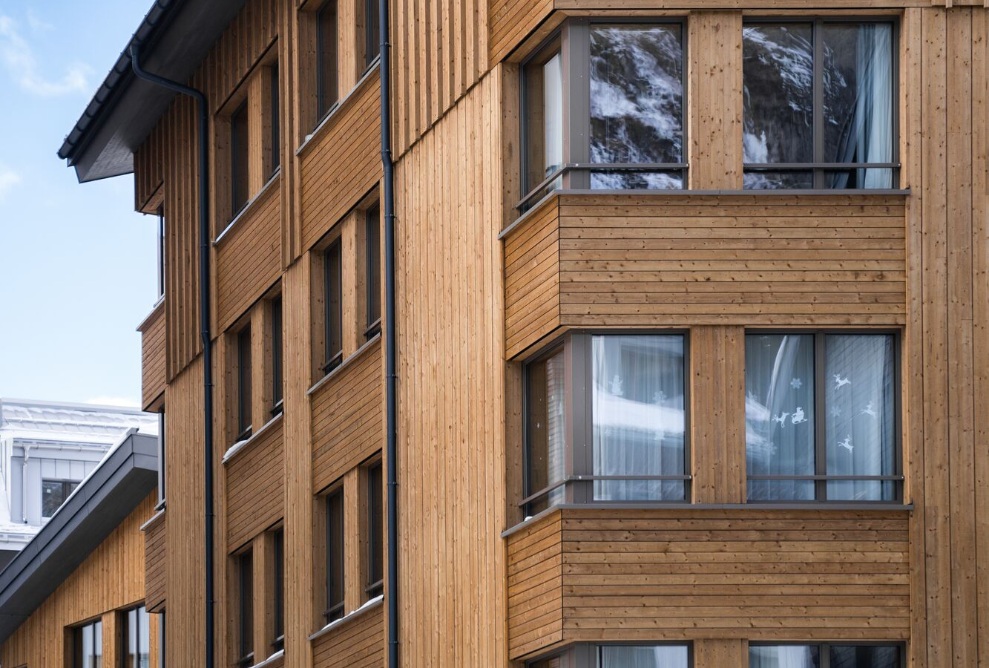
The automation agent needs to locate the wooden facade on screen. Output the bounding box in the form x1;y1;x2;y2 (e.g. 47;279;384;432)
59;0;989;665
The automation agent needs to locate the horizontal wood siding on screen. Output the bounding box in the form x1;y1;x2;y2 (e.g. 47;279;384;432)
0;494;158;668
504;198;561;358
311;340;383;491
311;601;384;667
216;177;282;332
300;73;383;252
144;510;167;613
225;416;285;552
506;508;911;659
506;512;563;658
392;0;488;156
140;302;167;410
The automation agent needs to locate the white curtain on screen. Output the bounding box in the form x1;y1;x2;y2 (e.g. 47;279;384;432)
600;645;688;668
749;645;818;668
543;53;564;180
592;336;685;501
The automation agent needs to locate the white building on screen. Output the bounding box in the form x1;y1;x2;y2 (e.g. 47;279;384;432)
0;399;157;569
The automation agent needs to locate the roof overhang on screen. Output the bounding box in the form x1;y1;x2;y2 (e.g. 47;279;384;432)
0;432;158;644
57;0;248;183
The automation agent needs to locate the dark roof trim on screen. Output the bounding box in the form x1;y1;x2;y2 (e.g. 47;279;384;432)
0;431;158;644
58;0;248;183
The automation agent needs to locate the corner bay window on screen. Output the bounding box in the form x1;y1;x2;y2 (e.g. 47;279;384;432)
742;20;896;189
745;332;900;502
522;22;685;209
524;334;688;515
750;643;902;668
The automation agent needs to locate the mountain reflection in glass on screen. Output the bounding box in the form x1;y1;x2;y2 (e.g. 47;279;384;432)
743;22;893;189
589;25;683;190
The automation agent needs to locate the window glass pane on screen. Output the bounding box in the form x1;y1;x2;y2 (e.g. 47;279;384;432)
326;489;345;620
830;645;900;668
231;102;250;215
317;1;339;119
365;0;380;67
750;645;820;668
825;334;896;501
366;462;383;597
239;551;253;659
743;170;814;190
589;25;683;190
42;479;72;518
127;608;137;665
745;334;816;501
270;65;280;174
743;24;814;168
599;644;689;667
138;607;150;666
324;240;343;370
591;171;682;190
272;297;283;409
81;625;93;667
525;350;566;513
821;24;893;188
366;204;382;333
237;327;252;438
523;46;563;194
592;335;685;501
94;620;103;668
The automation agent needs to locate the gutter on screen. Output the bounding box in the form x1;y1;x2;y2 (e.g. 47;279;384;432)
379;0;399;664
129;44;216;668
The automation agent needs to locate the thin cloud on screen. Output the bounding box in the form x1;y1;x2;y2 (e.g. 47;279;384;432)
0;164;21;200
0;14;91;96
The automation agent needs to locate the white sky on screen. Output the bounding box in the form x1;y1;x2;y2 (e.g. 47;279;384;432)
0;1;159;407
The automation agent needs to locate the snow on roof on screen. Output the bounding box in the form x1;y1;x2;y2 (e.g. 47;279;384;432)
0;398;157;445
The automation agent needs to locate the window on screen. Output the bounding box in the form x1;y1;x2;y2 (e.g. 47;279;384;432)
236;550;254;667
119;605;150;668
750;643;902;668
270;296;284;416
269;64;280;176
272;529;284;652
72;618;103;668
323;238;344;373
157;409;166;506
236;325;253;441
317;1;339;121
529;644;690;668
42;479;78;518
745;332;900;502
156;205;165;299
364;460;383;599
523;334;688;515
325;487;345;622
742;20;896;189
159;612;166;668
521;21;685;210
364;0;380;69
364;202;381;339
230;100;250;216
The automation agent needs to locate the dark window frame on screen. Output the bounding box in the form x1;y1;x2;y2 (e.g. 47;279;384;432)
522;332;692;516
365;201;382;339
71;617;103;668
236;549;254;668
324;486;345;623
236;325;253;441
316;0;339;123
272;528;285;652
749;642;905;668
230;100;250;218
322;238;344;373
156;205;165;299
741;17;900;189
157;408;166;507
270;295;284;416
119;604;150;668
42;479;79;519
744;329;903;502
269;63;281;177
519;19;688;212
364;0;381;69
364;459;384;599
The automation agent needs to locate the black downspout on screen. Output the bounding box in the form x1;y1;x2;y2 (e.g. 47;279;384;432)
130;44;215;668
379;0;399;665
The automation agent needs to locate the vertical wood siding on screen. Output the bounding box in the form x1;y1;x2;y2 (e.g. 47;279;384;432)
311;339;383;492
394;71;507;667
215;176;283;332
225;416;286;552
143;510;168;613
0;495;158;668
139;301;167;411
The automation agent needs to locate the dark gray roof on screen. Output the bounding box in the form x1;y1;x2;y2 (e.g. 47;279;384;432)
0;431;158;643
58;0;248;183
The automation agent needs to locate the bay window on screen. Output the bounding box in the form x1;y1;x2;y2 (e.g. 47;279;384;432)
521;21;685;210
523;334;688;515
742;20;896;189
745;332;900;502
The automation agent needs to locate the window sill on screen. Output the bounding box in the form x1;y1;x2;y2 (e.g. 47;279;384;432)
248;649;284;668
308;594;384;642
501;501;913;538
307;333;382;397
136;298;166;332
139;508;166;532
214;169;282;247
221;411;284;466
